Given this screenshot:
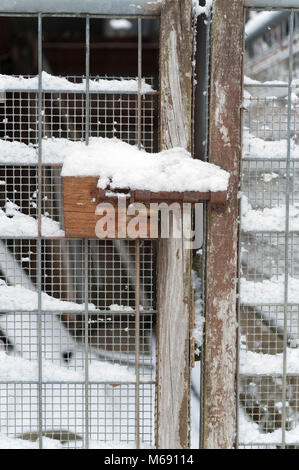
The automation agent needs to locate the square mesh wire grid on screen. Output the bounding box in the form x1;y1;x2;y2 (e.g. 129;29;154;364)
0;17;158;449
239;7;299;449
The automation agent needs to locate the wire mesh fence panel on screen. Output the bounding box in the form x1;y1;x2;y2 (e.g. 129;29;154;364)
0;12;159;449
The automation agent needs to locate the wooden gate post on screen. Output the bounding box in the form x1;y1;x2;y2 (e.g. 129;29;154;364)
203;0;243;448
156;0;193;449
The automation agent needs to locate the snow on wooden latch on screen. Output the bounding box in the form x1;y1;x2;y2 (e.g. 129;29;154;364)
61;138;229;238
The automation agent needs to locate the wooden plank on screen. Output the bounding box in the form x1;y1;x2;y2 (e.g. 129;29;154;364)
203;0;243;449
156;0;193;449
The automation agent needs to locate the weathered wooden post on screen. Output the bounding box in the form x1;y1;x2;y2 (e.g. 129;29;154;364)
203;0;243;449
157;0;193;449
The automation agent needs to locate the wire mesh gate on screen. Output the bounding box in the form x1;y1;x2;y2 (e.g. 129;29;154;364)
0;6;160;449
238;3;299;449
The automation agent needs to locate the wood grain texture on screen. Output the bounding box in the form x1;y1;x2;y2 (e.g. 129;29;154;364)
156;0;193;449
203;0;243;449
63;177;227;237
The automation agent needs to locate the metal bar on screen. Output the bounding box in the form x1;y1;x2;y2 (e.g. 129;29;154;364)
84;239;89;449
282;9;294;449
0;0;161;16
37;12;43;451
245;1;299;7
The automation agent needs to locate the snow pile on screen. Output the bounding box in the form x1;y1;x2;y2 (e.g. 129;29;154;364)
240;349;299;374
0;351;137;383
0;71;154;94
61;137;229;193
240;276;299;304
0;280;97;312
243;130;297;158
0;201;64;237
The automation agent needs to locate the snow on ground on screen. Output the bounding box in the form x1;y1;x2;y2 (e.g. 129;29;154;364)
245;11;283;40
190;362;200;449
239;407;299;446
240;276;299;305
0;71;154;94
240;349;299;375
243;130;296;158
61;137;229;193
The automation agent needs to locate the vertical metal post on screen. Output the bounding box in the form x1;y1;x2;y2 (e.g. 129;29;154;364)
135;16;142;450
86;15;90;146
37;12;43;450
84;15;90;449
282;8;294;449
